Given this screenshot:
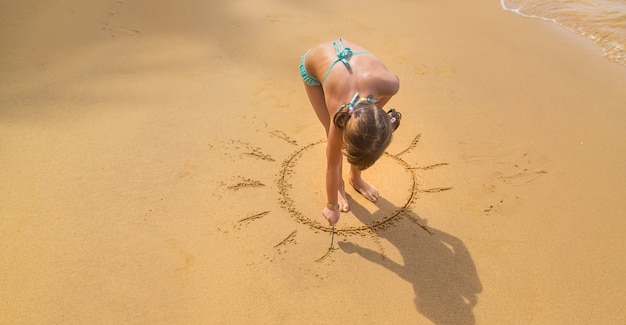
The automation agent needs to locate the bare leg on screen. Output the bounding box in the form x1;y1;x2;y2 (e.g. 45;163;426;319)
304;82;350;211
336;171;349;212
349;165;379;202
304;82;330;133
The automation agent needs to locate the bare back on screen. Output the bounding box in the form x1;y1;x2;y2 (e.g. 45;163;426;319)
304;39;399;115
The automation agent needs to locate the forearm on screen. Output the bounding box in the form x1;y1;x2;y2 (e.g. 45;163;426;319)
325;125;343;207
322;126;343;225
326;163;340;205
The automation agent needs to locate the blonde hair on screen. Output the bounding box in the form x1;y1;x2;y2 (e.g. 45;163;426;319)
333;102;401;170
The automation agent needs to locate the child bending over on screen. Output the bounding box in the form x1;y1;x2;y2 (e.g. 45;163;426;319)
300;38;402;226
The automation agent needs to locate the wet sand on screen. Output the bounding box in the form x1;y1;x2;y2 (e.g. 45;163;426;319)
1;0;625;323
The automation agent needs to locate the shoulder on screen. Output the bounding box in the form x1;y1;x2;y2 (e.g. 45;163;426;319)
369;69;399;98
383;73;400;96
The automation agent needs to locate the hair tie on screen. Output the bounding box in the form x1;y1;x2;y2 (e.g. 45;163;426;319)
388;113;396;123
348;106;354;115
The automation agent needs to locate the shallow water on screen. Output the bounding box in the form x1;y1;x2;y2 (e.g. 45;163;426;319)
501;0;626;67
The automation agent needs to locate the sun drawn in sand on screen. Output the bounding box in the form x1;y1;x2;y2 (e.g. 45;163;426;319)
215;129;452;263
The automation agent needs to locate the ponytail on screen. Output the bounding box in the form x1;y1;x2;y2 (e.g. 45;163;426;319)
333;104;352;130
387;108;402;132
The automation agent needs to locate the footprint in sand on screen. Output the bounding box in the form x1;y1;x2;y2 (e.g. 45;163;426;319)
165;239;195;275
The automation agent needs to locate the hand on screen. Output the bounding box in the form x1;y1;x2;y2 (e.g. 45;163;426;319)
322;207;340;226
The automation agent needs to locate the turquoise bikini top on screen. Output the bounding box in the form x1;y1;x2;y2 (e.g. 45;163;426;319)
336;92;379;115
323;38;370;87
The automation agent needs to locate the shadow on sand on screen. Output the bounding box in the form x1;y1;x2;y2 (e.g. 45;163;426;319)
338;196;482;325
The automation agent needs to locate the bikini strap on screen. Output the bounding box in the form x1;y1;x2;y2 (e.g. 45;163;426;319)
349;92;379;109
323;38;370;87
335;92;379;115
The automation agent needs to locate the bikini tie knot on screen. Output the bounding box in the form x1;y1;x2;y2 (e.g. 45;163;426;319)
333;38;354;68
336;47;353;67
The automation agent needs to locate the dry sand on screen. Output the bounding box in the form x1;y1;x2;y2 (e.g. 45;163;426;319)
1;0;625;323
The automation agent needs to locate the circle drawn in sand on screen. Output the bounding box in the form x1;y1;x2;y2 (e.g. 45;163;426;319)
277;140;418;235
218;131;446;262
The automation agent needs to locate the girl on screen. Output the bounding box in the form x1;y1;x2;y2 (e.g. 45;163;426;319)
300;38;402;226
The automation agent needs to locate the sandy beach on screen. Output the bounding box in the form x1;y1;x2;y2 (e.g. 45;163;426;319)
2;0;625;323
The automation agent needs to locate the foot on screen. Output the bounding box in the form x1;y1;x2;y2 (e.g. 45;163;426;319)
349;175;379;202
